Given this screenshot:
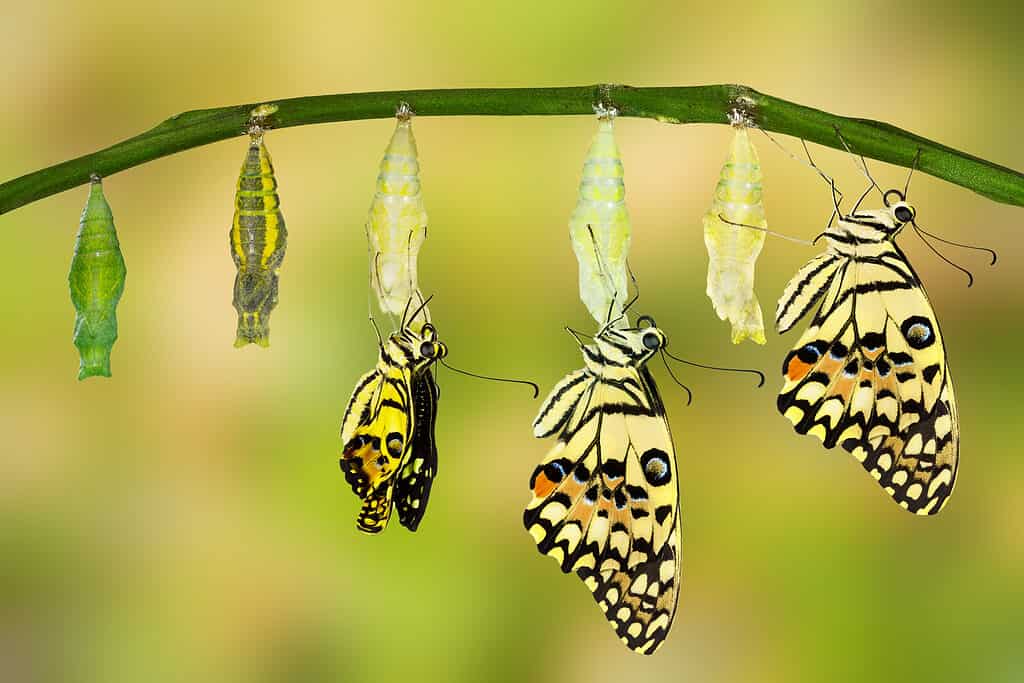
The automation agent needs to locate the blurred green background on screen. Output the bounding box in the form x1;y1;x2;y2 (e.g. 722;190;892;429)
1;2;1022;681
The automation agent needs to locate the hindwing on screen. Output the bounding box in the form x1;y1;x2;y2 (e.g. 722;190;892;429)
777;244;958;514
526;363;682;654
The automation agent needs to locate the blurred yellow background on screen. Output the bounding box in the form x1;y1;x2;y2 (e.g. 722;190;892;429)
1;2;1022;681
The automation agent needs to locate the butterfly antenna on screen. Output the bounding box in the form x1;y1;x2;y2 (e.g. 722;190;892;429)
658;351;693;406
759;129;845;218
662;348;765;387
565;326;591;348
440;359;539;398
904;148;922;198
716;214;815;246
404;293;434;329
910;226;976;287
832;124;884;211
367;312;384;346
911;221;997;265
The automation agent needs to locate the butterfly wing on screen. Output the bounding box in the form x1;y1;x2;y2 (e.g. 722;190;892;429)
394;369;440;531
777;248;958;514
339;362;415;533
775;251;843;334
525;366;682;654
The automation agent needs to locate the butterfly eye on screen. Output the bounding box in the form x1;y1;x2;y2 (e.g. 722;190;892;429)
642;332;661;350
894;205;915;223
419;341;436;358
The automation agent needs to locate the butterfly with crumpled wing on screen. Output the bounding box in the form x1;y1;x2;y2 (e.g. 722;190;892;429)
339;298;446;534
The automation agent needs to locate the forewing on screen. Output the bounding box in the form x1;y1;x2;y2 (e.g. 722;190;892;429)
775;252;842;334
340;368;382;447
533;368;593;438
339;364;414;532
394;369;440;531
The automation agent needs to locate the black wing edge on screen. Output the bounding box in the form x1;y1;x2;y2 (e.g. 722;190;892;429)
394;369;440;531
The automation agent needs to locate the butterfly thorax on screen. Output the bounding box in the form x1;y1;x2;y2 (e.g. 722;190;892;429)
583;326;664;376
824;202;914;258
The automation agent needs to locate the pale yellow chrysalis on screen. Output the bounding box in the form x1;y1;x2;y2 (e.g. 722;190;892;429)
366;106;428;321
703;124;767;344
569;114;632;326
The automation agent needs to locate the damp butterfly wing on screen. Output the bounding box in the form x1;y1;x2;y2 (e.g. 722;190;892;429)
394;368;440;531
703;126;768;344
777;242;958;514
339;351;415;533
340;368;383;452
69;178;127;380
525;362;681;654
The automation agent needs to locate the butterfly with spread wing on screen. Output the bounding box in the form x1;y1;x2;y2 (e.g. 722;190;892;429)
339;298;446;534
776;181;962;515
525;314;682;655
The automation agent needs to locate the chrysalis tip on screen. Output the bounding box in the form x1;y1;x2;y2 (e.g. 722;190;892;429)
76;345;113;380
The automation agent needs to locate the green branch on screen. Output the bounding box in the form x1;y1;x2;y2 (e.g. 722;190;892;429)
2;84;1022;215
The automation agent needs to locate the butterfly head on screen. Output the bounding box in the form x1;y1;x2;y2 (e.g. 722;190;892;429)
595;315;666;365
847;189;916;238
885;188;916;230
393;323;448;372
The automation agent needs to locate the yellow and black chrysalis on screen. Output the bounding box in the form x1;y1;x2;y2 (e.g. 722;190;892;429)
229;107;287;347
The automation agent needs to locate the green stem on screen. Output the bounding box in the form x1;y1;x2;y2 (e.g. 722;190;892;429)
2;84;1022;215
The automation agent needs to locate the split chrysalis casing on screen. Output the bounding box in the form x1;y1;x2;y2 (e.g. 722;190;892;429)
568;115;632;326
703;126;768;344
366;112;428;320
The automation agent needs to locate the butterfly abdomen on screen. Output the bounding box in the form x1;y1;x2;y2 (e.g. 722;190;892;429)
230;140;287;347
69;177;127;380
367;117;428;316
703;126;767;344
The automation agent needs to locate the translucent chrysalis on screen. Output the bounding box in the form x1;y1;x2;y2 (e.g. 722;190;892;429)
366;104;428;322
569;111;632;326
703;122;768;344
229;123;287;348
68;175;127;380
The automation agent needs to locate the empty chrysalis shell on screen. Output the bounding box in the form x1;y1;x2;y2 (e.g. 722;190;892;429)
703;126;767;344
68;176;127;380
366;110;428;322
569;115;632;326
229;135;287;347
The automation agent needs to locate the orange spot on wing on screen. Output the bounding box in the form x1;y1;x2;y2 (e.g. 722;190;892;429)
533;472;556;498
786;357;813;382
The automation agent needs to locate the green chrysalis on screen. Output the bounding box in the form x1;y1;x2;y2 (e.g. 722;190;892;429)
68;175;127;380
229;131;287;347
